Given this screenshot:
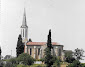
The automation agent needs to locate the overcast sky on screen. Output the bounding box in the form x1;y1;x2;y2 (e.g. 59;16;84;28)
1;0;85;62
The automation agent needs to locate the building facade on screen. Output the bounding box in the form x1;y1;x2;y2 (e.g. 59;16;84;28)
20;10;64;61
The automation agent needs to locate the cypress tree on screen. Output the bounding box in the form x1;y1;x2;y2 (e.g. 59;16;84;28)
47;29;53;50
0;47;1;60
16;34;24;57
44;29;53;67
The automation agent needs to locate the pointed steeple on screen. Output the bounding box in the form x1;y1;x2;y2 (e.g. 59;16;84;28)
21;8;28;28
20;8;28;42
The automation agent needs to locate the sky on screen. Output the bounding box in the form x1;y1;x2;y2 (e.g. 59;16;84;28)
1;0;85;62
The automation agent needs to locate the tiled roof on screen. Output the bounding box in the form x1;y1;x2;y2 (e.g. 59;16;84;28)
26;42;61;46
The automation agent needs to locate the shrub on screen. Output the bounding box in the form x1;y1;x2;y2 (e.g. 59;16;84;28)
66;60;81;67
8;58;17;64
4;62;12;67
0;60;4;67
17;53;35;65
53;57;61;67
81;63;85;67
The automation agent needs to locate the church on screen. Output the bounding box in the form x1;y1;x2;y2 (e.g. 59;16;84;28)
20;9;64;61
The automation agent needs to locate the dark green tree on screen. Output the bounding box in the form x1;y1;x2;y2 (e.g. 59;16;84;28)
28;38;32;42
66;48;85;67
44;48;54;67
64;50;75;63
0;47;1;60
53;57;61;67
16;34;24;57
44;29;54;67
47;29;53;51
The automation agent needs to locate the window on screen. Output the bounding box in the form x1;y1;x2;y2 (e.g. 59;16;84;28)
59;49;61;56
38;48;40;55
30;48;32;55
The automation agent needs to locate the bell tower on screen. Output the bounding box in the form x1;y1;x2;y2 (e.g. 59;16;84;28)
21;8;28;42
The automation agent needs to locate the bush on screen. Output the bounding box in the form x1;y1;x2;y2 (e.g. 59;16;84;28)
81;63;85;67
0;60;4;67
66;60;81;67
4;62;12;67
8;58;17;64
53;57;61;67
17;53;35;65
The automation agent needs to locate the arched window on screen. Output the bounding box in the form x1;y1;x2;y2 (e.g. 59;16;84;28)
38;48;40;55
30;48;32;55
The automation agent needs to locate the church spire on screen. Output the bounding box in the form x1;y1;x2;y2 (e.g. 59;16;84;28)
20;8;28;42
21;8;28;27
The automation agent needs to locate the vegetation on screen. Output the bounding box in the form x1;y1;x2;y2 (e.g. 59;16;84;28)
44;29;54;67
74;48;84;61
47;29;53;50
53;57;61;67
44;48;55;67
16;34;24;57
0;60;3;67
3;53;35;67
17;64;46;67
17;53;35;65
66;48;85;67
0;47;1;60
64;50;75;63
66;60;81;67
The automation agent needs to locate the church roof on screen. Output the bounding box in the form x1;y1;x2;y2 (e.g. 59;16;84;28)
27;42;62;46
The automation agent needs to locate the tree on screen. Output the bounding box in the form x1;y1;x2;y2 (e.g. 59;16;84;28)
17;53;35;65
8;58;17;65
44;48;54;67
0;47;1;60
74;48;84;61
47;29;53;51
66;48;85;67
64;50;75;63
28;38;32;42
3;58;17;67
44;29;54;67
16;34;24;57
53;57;61;67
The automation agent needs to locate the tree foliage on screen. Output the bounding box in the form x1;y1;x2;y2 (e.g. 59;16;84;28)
66;48;85;67
17;53;35;65
0;47;1;60
16;34;24;57
44;29;55;67
53;57;61;67
44;48;54;67
0;47;1;55
64;50;75;63
66;60;81;67
47;29;53;50
74;48;84;61
8;58;17;64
